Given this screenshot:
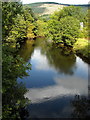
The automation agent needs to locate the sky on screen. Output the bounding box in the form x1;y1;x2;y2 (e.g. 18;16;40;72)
21;0;89;5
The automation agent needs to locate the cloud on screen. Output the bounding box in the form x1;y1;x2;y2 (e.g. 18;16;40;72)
55;76;88;93
25;85;79;103
31;48;55;71
25;76;88;103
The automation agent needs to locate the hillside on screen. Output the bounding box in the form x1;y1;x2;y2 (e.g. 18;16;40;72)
24;2;67;16
24;2;88;16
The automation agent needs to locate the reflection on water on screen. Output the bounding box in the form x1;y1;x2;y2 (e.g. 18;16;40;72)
18;40;35;62
71;95;90;118
18;38;89;118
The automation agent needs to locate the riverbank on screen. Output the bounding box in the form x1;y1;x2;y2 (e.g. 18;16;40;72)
73;38;90;63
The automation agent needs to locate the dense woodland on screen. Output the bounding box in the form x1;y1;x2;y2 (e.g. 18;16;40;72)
2;2;36;119
2;1;89;119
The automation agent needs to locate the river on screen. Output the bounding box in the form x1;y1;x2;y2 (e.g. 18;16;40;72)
17;37;89;118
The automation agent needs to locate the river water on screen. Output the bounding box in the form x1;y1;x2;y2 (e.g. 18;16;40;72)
17;37;89;118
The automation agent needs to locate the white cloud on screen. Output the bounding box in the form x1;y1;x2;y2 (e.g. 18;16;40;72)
31;48;55;71
55;76;88;93
25;85;79;103
25;76;88;103
22;0;89;4
25;49;88;104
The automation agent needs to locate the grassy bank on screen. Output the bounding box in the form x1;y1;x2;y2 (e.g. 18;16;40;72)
74;38;90;61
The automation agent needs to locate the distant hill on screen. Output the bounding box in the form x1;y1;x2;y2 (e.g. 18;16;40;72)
24;2;89;16
24;2;66;16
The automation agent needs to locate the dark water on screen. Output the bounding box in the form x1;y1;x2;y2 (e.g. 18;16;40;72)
17;38;89;118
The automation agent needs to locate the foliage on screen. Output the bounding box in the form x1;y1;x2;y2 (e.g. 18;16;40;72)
51;6;87;23
74;38;90;59
48;6;88;46
40;14;50;21
79;27;88;38
2;2;37;47
48;16;80;46
6;14;27;47
47;6;88;47
2;2;22;40
2;1;35;119
2;49;31;119
27;23;35;39
34;20;48;37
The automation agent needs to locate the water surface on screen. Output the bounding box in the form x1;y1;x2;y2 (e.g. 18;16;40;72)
18;38;89;118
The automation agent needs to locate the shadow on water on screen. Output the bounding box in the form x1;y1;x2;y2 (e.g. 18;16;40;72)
71;95;90;118
19;37;76;75
45;46;76;75
27;96;74;118
17;37;89;118
26;95;90;119
18;40;35;62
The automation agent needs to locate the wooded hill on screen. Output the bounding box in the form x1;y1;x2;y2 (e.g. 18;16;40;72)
24;2;89;16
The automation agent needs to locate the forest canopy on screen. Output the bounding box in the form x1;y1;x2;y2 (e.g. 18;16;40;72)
2;1;36;119
47;6;88;46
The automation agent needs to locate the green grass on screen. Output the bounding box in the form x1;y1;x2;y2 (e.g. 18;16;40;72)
74;38;90;58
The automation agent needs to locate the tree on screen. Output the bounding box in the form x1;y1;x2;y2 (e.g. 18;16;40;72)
2;51;31;119
50;6;88;40
51;6;86;23
2;1;33;119
2;2;37;49
48;16;80;46
34;19;47;37
2;2;22;40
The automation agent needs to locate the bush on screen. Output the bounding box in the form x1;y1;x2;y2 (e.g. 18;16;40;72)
48;16;80;47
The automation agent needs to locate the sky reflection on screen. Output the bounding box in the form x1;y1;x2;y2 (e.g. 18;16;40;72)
31;48;55;71
25;75;88;103
18;39;89;105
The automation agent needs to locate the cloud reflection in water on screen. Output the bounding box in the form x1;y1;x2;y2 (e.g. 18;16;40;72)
25;76;88;103
25;48;88;104
31;48;56;71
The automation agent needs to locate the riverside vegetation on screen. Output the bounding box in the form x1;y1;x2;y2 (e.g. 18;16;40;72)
47;6;89;58
2;1;89;120
2;1;36;119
